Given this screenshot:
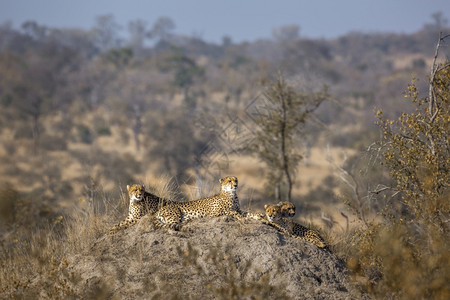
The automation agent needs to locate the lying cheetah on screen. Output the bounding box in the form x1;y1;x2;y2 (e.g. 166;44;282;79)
264;204;327;248
244;201;296;221
109;184;170;234
154;176;244;230
278;201;296;218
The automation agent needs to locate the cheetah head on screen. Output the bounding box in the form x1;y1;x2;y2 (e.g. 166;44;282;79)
219;176;238;193
278;201;296;218
127;184;145;203
264;204;282;222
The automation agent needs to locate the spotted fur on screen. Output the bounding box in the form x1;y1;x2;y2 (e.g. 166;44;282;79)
278;201;296;218
109;184;170;234
241;201;296;222
264;204;326;248
154;176;244;230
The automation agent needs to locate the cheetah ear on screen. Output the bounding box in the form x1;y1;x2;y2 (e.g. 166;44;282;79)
219;178;224;184
127;185;131;191
264;204;268;209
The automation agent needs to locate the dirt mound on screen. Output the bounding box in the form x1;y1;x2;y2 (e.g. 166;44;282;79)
67;216;365;299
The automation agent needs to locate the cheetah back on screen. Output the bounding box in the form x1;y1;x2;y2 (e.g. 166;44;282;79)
290;221;327;248
154;190;241;229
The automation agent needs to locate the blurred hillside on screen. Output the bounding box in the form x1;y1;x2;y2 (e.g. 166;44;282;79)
0;15;449;229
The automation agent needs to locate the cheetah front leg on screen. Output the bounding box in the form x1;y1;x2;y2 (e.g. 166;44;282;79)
242;211;265;221
224;209;255;222
264;220;292;236
109;215;138;234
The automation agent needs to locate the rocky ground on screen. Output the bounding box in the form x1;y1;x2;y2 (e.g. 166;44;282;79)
64;215;367;299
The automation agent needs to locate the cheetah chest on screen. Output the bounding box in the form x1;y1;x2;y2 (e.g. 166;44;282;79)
129;203;145;218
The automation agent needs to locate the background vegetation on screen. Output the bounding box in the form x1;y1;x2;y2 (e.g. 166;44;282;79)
0;13;449;298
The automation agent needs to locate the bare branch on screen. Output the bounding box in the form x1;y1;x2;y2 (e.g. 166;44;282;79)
370;185;392;194
430;32;442;113
441;33;450;40
340;211;349;233
429;32;450;119
436;61;450;74
399;133;415;143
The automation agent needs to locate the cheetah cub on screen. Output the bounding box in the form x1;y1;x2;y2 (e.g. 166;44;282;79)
264;204;327;248
154;176;244;230
245;201;296;221
277;201;296;218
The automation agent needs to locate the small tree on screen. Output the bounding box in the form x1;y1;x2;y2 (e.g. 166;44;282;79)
344;33;450;299
148;16;175;43
127;19;148;59
248;74;328;202
92;14;122;52
162;48;204;111
111;68;150;152
376;33;449;229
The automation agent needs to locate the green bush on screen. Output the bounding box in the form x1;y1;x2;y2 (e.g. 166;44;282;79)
96;126;111;136
77;124;93;144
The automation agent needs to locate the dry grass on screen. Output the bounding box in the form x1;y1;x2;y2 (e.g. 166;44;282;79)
0;192;109;298
174;242;289;300
333;222;450;299
0;175;181;299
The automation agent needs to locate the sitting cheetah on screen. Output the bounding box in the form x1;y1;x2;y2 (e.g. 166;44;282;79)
154;176;244;230
264;204;327;248
109;184;170;234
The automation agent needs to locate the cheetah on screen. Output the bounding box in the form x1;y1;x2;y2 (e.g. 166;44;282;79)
109;184;170;234
278;201;296;218
244;201;296;222
264;204;327;248
154;176;244;230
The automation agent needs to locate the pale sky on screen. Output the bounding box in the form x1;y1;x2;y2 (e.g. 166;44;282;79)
0;0;449;43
